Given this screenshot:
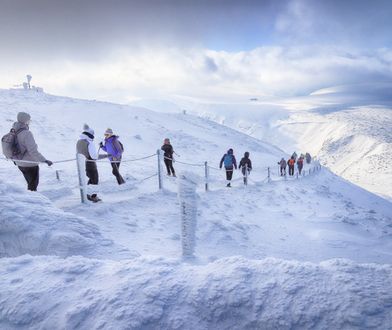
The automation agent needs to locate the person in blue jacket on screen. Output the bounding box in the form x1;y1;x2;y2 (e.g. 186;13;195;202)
219;148;237;187
100;128;125;185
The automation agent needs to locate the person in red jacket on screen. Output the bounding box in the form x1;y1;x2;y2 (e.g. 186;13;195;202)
297;156;304;175
288;156;295;176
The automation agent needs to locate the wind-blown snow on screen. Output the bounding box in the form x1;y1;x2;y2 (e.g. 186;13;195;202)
1;88;392;329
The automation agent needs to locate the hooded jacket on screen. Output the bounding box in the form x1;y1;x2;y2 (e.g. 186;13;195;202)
102;135;123;161
220;149;237;169
76;132;98;160
12;122;47;167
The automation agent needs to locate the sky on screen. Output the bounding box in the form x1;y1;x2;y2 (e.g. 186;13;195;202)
1;0;392;103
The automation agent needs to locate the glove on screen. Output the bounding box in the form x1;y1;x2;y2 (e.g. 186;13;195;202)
45;160;53;166
99;142;104;148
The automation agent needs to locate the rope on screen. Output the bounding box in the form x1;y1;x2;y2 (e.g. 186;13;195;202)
86;153;156;163
163;155;204;167
137;173;158;183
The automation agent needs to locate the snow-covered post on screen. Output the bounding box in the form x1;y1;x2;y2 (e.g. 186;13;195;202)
178;172;199;259
267;167;271;183
157;149;163;190
76;153;87;204
204;161;209;191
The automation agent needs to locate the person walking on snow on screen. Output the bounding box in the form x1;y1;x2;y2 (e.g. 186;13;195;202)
239;151;252;185
288;156;295;176
11;112;53;191
297;156;304;175
161;138;176;177
278;157;287;176
220;148;237;187
76;124;106;202
99;128;125;185
292;151;298;161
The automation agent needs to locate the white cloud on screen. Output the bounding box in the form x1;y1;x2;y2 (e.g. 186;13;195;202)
1;46;392;103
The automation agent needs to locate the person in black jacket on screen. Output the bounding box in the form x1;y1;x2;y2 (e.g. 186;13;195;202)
219;148;237;187
239;151;252;185
161;138;176;177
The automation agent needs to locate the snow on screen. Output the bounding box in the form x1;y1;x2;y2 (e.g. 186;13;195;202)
1;88;392;329
143;83;392;201
1;255;392;329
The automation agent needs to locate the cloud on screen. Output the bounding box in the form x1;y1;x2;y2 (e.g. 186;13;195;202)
3;46;391;103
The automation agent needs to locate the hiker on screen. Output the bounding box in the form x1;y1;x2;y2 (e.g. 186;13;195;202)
4;112;53;191
292;151;298;161
239;151;252;185
76;124;106;202
219;148;237;187
99;128;125;185
161;138;176;177
288;156;295;176
305;152;312;164
297;156;304;175
278;157;287;176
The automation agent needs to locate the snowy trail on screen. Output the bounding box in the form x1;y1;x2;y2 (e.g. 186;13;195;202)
1;89;392;329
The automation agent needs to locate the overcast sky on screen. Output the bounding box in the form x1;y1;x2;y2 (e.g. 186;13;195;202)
1;0;392;102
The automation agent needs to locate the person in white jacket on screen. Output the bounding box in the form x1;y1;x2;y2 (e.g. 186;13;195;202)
13;112;53;191
76;124;106;202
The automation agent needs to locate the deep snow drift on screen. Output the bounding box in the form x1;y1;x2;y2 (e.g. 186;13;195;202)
1;89;392;329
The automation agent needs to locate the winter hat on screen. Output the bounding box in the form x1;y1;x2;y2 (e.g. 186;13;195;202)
17;112;31;124
244;151;249;158
83;124;95;137
228;148;233;154
105;128;113;135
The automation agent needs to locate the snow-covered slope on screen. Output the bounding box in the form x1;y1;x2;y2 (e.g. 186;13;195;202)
140;83;392;200
1;89;392;329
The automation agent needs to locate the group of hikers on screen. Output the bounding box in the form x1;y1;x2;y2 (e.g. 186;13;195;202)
2;112;312;202
278;151;312;177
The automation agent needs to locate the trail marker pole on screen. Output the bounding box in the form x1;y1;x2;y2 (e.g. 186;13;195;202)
267;167;271;183
76;153;87;204
157;149;163;190
204;161;209;191
55;170;60;181
178;173;198;258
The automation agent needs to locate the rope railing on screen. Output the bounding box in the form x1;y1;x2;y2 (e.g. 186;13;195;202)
0;151;322;203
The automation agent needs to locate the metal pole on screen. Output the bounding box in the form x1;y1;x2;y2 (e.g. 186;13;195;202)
204;161;209;191
267;167;271;183
76;153;87;204
157;149;163;190
55;170;60;181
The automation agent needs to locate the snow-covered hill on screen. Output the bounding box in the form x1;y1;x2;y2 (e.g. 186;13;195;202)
1;89;392;329
139;83;392;200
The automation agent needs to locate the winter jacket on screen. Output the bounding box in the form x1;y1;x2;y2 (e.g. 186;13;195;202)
297;158;304;168
12;122;47;167
76;133;98;160
288;158;295;166
239;157;252;171
161;144;174;159
278;159;287;168
102;135;123;161
220;152;237;169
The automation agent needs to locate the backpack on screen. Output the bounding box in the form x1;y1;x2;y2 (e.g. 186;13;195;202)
1;128;26;160
223;154;233;167
118;141;124;152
